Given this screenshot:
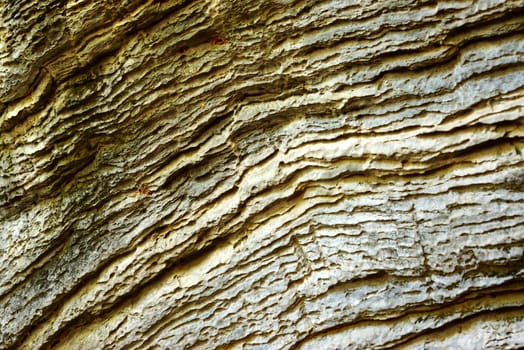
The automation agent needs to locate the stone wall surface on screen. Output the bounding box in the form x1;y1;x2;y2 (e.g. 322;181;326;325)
1;0;523;349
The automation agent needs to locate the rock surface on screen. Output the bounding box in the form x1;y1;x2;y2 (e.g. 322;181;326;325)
1;0;524;349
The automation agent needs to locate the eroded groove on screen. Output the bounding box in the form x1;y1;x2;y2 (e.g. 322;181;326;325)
292;281;524;350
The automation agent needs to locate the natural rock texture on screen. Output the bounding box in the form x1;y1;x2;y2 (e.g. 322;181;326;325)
1;0;524;349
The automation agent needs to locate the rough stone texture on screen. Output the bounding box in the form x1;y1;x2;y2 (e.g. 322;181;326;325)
1;0;524;349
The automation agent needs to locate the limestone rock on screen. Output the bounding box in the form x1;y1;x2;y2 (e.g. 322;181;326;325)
1;0;523;349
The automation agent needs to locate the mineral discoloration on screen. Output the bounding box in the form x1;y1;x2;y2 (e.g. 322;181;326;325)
1;0;523;349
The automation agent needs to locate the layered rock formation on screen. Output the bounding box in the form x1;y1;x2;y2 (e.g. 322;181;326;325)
1;0;523;349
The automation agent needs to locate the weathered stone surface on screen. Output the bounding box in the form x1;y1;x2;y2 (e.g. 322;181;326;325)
1;0;523;349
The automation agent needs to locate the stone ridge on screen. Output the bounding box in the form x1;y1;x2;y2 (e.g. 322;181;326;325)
0;0;523;349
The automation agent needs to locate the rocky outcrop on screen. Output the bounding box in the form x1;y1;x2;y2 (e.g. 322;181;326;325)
1;0;523;349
